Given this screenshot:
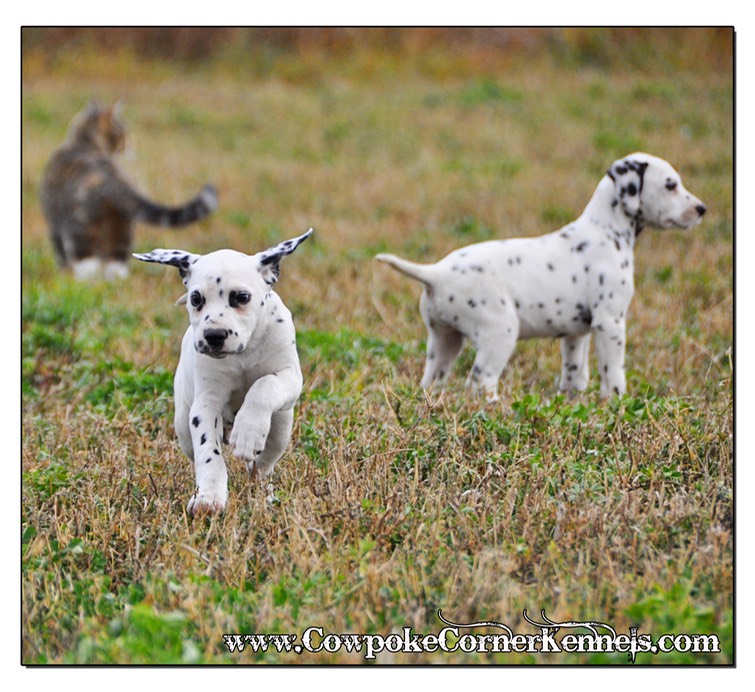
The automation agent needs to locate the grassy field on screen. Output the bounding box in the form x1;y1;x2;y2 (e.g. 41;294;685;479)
21;28;733;665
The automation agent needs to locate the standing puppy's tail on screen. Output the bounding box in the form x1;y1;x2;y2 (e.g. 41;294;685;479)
375;253;438;286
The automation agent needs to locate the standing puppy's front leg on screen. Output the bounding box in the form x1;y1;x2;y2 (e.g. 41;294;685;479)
560;334;591;394
593;318;627;397
187;398;228;515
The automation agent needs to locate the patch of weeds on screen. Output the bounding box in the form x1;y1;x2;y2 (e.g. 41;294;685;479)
225;208;253;230
630;82;678;103
459;79;523;108
540;205;576;228
23;461;77;503
654;265;674;284
84;362;174;410
448;214;495;242
298;328;406;370
593;131;642;156
624;580;731;663
344;241;390;261
74;603;201;664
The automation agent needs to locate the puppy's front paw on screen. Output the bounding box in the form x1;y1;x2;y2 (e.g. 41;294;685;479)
229;417;270;466
187;488;227;516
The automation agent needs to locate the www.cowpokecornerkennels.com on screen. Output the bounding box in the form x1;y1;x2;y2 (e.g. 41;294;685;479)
222;610;722;663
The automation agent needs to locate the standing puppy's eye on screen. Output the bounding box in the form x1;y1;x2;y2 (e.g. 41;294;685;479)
229;291;251;308
665;180;678;191
190;291;204;307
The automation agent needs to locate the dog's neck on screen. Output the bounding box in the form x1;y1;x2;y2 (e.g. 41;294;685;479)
579;176;643;250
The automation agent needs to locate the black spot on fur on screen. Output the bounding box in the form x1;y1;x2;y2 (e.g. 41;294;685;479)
547;263;554;271
192;416;200;428
574;303;593;325
468;299;477;308
200;433;207;445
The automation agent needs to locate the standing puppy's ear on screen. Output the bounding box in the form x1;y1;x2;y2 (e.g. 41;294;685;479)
133;248;202;286
607;157;649;224
256;228;314;286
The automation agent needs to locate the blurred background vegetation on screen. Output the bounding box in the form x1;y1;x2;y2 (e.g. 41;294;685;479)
23;27;732;77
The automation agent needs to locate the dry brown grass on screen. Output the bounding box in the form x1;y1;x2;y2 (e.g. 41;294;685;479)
22;28;732;664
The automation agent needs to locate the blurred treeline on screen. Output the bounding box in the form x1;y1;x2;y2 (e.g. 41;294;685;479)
22;27;732;74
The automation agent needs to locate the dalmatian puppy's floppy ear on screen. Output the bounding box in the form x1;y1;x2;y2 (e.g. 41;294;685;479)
256;228;314;286
607;156;649;224
133;248;202;287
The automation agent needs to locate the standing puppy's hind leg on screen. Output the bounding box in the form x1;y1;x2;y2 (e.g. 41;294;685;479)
421;323;465;390
466;329;517;402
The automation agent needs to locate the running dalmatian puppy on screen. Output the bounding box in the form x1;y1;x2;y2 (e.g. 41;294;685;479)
135;229;313;515
376;153;706;401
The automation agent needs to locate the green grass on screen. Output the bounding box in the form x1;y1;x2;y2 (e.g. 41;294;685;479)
22;29;732;665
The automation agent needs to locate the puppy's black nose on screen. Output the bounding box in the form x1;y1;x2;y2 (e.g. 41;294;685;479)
204;328;228;350
696;204;707;217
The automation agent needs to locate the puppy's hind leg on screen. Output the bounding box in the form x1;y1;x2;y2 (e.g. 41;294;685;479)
467;329;517;402
421;323;465;390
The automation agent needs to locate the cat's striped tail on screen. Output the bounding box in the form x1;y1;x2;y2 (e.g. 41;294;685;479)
135;184;218;228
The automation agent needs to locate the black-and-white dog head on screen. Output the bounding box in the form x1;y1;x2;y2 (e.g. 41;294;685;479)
134;228;312;358
608;153;706;233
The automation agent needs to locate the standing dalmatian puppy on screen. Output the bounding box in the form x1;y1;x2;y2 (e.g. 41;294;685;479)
135;229;312;515
376;153;706;401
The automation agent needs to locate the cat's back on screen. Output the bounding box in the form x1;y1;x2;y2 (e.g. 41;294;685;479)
41;137;116;205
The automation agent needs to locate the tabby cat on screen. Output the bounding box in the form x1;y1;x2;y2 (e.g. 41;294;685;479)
40;101;218;280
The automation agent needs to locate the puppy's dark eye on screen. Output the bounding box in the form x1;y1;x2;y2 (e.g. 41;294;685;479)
229;291;251;308
665;180;678;191
190;291;203;308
